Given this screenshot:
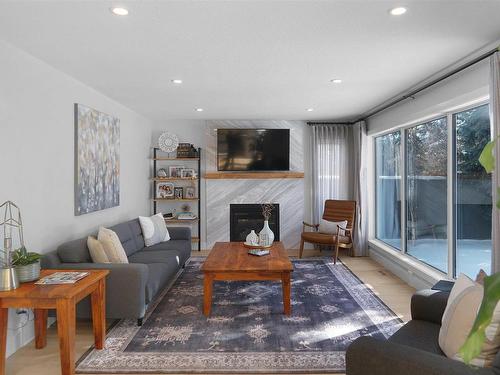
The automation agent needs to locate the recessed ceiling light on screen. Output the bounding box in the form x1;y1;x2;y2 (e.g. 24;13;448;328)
110;7;129;16
195;108;204;112
330;79;342;84
171;79;183;84
306;108;314;112
389;7;407;16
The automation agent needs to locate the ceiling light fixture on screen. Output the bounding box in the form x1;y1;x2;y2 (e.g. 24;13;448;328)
330;79;342;84
389;7;407;16
195;108;204;112
306;108;314;112
110;7;129;16
171;79;183;84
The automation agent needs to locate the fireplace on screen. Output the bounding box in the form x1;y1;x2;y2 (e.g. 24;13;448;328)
230;204;280;242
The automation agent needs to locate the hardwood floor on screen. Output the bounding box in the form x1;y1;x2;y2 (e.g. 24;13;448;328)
6;249;415;375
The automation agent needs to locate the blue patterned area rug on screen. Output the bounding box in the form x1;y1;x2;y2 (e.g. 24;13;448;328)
76;258;402;374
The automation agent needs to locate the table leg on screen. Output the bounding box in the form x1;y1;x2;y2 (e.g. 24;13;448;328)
0;308;8;375
282;272;291;315
91;278;106;349
56;299;76;375
203;273;213;316
34;309;48;349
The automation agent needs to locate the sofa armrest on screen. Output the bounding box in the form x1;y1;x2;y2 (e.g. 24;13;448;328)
45;262;149;319
411;289;450;324
346;336;493;375
167;227;191;241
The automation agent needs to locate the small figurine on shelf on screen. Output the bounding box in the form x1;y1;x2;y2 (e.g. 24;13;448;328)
157;168;168;178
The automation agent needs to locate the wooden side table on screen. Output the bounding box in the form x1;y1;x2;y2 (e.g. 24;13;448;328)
0;269;109;375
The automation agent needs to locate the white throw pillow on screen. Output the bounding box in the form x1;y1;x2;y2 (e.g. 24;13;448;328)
87;236;110;263
318;219;348;236
97;227;129;264
139;213;170;247
439;274;482;362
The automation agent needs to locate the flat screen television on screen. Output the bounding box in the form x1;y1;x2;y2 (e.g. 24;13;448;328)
217;129;290;171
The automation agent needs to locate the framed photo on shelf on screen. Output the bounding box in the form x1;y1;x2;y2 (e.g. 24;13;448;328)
180;168;195;179
168;166;184;178
156;182;174;198
185;186;196;199
174;187;183;199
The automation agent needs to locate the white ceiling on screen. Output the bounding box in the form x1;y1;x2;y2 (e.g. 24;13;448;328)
1;0;500;121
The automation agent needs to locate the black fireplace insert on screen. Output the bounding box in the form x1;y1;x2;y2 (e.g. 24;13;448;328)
229;204;280;242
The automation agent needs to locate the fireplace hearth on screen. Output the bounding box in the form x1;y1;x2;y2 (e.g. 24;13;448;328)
230;204;280;242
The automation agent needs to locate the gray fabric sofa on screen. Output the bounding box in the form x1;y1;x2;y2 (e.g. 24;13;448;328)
41;219;191;325
346;289;500;375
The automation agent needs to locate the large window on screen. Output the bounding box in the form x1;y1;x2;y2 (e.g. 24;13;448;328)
375;132;401;250
455;104;492;277
406;118;448;272
374;104;492;277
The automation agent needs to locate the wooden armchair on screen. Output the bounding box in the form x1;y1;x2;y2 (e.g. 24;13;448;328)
299;199;356;264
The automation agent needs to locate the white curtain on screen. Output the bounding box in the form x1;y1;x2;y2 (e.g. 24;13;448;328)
311;125;353;224
352;121;369;256
491;51;500;273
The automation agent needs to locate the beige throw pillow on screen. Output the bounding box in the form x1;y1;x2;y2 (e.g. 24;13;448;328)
318;220;348;236
97;227;129;264
439;274;483;362
87;236;110;263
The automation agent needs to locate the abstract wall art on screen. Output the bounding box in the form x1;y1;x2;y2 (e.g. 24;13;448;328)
75;104;120;215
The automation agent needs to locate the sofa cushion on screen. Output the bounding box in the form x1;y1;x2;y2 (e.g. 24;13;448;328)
389;320;443;355
128;250;182;267
143;261;179;303
57;237;91;263
109;220;143;256
145;240;191;264
97;227;129;263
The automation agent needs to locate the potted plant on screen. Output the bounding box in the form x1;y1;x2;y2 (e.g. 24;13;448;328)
12;246;41;282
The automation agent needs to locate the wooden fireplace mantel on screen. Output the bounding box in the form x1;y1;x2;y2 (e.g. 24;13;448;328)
204;171;305;179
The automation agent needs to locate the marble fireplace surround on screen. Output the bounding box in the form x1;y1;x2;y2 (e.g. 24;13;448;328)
204;120;306;249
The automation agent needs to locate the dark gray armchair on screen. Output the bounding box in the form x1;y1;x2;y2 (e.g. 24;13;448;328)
346;289;500;375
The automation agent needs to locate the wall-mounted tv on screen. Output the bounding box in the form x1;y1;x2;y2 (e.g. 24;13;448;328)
217;129;290;171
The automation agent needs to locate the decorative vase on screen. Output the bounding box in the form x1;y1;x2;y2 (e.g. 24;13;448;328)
15;261;41;283
259;220;274;247
246;230;259;245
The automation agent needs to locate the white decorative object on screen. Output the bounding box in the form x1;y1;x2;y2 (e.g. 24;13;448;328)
246;230;259;245
158;132;179;153
259;221;274;247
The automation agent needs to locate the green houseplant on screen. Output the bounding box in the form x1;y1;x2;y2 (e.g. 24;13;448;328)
12;246;41;282
460;136;500;363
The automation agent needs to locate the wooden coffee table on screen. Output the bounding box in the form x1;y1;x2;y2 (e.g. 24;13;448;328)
201;241;293;316
0;269;109;375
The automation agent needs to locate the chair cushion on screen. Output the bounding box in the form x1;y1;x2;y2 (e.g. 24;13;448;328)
143;240;191;265
389;320;443;355
128;250;182;267
301;232;350;245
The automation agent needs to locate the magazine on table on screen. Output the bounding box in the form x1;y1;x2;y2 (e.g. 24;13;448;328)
35;271;90;285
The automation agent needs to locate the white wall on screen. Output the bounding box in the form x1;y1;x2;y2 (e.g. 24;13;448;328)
0;40;153;356
367;59;490;135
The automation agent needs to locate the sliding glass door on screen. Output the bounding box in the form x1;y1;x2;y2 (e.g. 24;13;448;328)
406;118;448;272
454;104;492;277
374;103;492;277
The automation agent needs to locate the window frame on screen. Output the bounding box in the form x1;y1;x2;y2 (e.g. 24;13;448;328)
372;99;491;278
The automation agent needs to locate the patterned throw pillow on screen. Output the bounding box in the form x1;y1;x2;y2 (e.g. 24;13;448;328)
139;213;170;247
97;227;129;264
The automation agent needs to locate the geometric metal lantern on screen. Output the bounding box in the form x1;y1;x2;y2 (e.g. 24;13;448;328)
0;201;23;290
